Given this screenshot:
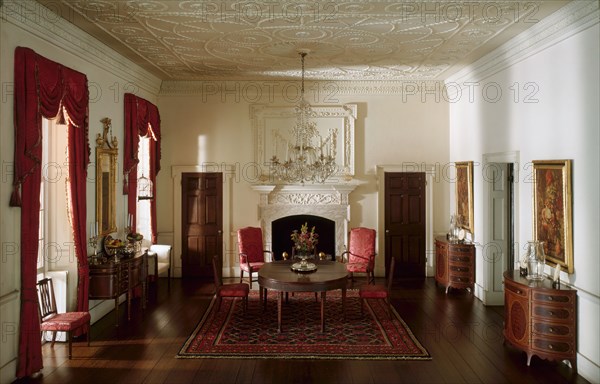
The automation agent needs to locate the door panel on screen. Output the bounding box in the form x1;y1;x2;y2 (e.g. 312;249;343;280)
489;163;509;292
182;173;223;279
385;172;426;279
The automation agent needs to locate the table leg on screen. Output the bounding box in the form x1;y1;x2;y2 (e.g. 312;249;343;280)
342;288;346;320
277;291;283;333
320;291;326;332
259;285;263;310
114;298;119;327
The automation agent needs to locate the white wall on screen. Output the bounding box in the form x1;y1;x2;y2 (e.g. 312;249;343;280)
0;2;160;382
157;84;450;278
447;1;599;381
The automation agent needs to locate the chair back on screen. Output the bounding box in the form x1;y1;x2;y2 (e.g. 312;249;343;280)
149;244;172;265
348;227;376;265
212;255;223;288
37;278;58;321
237;227;266;263
386;257;396;292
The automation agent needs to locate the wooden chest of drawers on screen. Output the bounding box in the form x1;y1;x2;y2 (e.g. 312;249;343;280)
503;270;577;371
435;237;475;294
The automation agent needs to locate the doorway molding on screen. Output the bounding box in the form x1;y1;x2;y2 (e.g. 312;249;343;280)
171;164;235;278
481;151;520;305
376;164;435;277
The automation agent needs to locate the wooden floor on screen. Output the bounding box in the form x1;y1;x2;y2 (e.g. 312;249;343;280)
18;277;588;384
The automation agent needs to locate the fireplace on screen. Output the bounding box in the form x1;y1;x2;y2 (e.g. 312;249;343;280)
252;183;357;260
272;215;335;260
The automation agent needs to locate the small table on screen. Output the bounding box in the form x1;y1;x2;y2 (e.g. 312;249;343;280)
258;260;348;333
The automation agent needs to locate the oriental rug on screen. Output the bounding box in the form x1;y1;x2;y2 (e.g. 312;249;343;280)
177;290;431;360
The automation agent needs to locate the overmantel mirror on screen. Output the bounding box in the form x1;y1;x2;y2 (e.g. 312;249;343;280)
96;117;118;236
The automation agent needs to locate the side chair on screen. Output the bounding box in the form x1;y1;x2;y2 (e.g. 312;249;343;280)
359;257;396;319
37;278;91;359
212;255;249;313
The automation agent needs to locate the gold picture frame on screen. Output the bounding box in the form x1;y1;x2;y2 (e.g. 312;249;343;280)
532;160;573;273
455;161;474;235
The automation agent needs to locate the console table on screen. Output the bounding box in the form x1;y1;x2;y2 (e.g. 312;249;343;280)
503;270;577;371
89;251;148;326
435;237;475;293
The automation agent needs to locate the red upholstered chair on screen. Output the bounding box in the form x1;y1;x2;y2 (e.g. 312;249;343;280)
213;255;249;313
37;278;90;359
237;227;273;289
359;257;396;318
341;227;377;284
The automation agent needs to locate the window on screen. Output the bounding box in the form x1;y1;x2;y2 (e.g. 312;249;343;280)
37;116;71;280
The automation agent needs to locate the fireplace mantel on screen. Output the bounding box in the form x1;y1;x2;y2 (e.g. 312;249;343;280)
251;183;358;257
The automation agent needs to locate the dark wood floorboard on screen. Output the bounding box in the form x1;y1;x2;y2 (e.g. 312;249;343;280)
14;277;588;384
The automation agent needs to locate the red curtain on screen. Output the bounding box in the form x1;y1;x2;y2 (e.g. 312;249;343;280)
123;93;161;242
12;47;90;378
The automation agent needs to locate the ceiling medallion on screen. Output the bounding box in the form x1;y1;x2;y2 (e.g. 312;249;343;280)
270;49;339;184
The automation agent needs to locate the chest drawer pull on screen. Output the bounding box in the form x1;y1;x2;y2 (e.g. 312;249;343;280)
548;344;553;350
548;327;554;333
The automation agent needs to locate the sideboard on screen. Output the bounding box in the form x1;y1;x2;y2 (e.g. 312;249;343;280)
503;270;577;371
89;250;148;326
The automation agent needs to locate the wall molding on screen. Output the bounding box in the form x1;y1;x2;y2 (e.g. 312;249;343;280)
2;0;162;95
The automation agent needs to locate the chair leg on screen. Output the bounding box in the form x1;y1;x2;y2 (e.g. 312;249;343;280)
216;296;222;311
67;331;72;359
361;298;365;315
87;323;91;347
239;270;244;284
51;331;57;347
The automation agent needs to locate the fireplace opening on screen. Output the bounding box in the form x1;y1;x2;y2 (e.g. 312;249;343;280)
271;215;335;260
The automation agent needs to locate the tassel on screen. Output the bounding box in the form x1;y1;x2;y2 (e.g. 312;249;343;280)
57;110;67;125
9;185;22;207
123;177;128;195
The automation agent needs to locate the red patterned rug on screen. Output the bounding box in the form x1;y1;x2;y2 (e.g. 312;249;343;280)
177;290;431;360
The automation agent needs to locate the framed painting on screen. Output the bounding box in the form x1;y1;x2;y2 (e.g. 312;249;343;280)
532;160;573;273
455;161;474;235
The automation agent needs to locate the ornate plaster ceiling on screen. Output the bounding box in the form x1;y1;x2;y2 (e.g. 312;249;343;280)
37;0;569;81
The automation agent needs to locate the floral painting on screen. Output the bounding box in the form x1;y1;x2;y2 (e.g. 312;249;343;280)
455;161;474;234
532;160;573;273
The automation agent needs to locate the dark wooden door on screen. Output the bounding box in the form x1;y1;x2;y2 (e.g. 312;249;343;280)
385;172;426;279
181;173;223;279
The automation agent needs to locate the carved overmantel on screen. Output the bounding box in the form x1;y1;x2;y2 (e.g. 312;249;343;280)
252;183;358;257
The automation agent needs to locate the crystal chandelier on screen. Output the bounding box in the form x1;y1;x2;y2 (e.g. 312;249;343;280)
270;50;339;184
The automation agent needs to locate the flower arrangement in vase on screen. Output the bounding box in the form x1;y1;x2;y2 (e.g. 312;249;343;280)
291;222;318;256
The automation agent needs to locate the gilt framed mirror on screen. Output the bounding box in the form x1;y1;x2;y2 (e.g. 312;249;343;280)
96;117;118;236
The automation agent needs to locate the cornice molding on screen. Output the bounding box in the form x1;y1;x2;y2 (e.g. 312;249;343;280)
2;0;162;95
446;0;599;91
159;79;444;97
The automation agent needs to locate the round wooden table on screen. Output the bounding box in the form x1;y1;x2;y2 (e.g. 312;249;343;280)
258;260;349;333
